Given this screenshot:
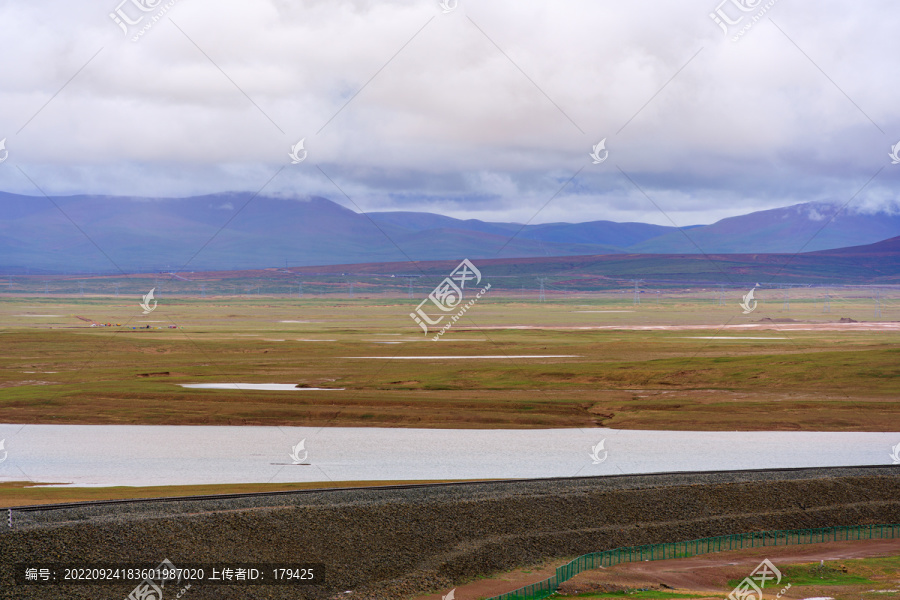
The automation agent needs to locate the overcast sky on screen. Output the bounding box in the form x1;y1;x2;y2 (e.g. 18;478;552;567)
0;0;897;226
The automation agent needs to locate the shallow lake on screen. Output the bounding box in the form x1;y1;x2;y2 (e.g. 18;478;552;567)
0;424;896;487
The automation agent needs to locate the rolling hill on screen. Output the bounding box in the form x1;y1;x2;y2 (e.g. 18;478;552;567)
0;191;897;273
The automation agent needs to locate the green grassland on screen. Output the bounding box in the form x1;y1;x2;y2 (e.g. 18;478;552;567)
724;556;900;598
561;592;704;599
564;555;900;599
1;291;897;430
565;590;703;600
0;479;472;507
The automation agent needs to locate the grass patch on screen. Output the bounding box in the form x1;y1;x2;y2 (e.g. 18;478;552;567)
781;562;875;586
565;591;704;599
727;563;875;589
0;479;483;507
2;297;898;430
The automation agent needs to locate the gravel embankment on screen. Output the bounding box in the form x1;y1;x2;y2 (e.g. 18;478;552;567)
2;466;899;600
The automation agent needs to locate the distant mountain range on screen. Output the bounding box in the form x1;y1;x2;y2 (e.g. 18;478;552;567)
284;235;900;284
1;191;898;273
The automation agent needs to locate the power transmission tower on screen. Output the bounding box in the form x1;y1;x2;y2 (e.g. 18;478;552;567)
407;278;414;299
875;288;882;318
348;280;354;299
782;286;789;310
298;282;304;298
114;282;119;297
44;281;49;294
538;278;546;302
717;284;726;305
79;281;85;297
200;283;206;298
823;293;830;313
631;279;643;305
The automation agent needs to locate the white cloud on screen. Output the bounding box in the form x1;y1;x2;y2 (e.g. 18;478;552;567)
0;0;897;225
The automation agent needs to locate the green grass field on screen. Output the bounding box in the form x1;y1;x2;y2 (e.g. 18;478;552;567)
1;292;898;431
560;555;900;599
562;592;704;599
727;556;900;598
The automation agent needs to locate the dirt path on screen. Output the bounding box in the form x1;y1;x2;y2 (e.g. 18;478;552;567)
411;560;563;600
413;538;900;600
462;322;900;331
561;538;900;596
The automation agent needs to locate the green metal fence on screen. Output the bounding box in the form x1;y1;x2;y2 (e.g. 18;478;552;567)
484;523;900;600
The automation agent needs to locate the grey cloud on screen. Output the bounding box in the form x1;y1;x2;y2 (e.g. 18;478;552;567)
0;0;897;226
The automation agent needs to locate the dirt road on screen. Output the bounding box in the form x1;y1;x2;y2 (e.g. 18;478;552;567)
414;538;900;600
